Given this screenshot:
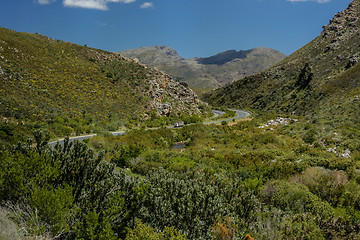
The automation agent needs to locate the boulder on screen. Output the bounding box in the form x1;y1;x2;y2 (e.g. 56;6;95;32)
156;102;172;116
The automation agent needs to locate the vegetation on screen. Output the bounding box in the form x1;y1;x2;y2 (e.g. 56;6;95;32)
0;27;206;143
1;110;360;239
1;1;360;239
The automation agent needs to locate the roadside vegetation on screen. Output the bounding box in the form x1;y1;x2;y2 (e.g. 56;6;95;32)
1;110;360;239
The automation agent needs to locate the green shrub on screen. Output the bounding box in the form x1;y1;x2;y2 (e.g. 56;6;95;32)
29;185;74;235
303;128;318;144
260;180;334;218
125;219;187;240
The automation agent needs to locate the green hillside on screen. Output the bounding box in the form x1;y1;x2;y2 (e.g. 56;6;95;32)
119;46;286;90
0;28;205;140
204;0;360;116
2;2;360;239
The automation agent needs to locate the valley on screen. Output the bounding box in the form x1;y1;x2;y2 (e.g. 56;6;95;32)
48;109;251;146
0;1;360;240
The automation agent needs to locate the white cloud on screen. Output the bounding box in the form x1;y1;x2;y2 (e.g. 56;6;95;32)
63;0;136;10
286;0;330;3
37;0;56;4
140;2;153;8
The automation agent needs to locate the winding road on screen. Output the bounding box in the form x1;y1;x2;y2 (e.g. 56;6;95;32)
204;109;250;125
48;109;250;146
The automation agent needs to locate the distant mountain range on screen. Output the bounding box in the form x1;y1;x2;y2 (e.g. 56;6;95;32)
119;46;286;89
204;0;360;118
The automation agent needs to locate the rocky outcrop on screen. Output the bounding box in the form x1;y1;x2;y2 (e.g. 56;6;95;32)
346;55;359;69
85;48;202;117
144;68;201;116
258;117;298;129
156;102;172;116
322;1;359;52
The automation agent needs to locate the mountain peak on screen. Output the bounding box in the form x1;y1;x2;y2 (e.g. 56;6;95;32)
119;45;184;65
120;46;286;89
196;47;285;65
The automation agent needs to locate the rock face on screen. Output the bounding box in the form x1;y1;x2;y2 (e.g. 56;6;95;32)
322;1;359;52
144;68;201;116
119;46;286;89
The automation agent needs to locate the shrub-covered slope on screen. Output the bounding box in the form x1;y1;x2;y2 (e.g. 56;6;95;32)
204;0;360;115
0;27;204;138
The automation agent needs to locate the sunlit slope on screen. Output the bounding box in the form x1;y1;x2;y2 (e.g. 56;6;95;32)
204;0;360;115
0;28;202;124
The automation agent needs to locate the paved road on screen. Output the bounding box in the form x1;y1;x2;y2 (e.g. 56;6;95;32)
48;109;250;146
48;134;97;147
204;109;250;125
211;110;226;118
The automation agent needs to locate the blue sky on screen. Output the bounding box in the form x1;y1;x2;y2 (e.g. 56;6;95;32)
0;0;352;58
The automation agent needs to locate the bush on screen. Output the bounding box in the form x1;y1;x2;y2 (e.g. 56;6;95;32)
29;185;74;235
303;128;318;144
138;169;259;239
260;180;334;218
125;219;187;240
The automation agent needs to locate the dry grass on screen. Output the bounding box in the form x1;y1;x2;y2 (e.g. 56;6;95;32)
0;208;22;240
0;204;52;240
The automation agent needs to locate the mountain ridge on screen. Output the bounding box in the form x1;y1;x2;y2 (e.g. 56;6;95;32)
119;46;286;89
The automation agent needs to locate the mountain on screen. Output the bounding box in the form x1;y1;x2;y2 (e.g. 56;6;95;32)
204;0;360;117
119;46;286;89
0;27;204;139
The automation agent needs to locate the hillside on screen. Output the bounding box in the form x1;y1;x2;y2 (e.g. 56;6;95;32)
119;46;286;89
204;0;360;117
0;28;205;139
3;2;360;239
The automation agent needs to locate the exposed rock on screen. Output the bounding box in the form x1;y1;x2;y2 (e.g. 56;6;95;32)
327;146;338;154
258;117;298;128
341;149;351;158
144;69;202;116
327;146;351;158
156;102;172;116
179;81;188;88
322;1;359;52
345;55;359;69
